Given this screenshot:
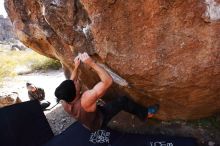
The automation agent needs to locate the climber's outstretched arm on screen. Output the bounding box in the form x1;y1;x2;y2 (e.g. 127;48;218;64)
79;52;113;112
70;56;80;80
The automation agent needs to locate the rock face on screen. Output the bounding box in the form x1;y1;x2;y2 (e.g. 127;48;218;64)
0;15;17;41
0;92;21;108
5;0;220;120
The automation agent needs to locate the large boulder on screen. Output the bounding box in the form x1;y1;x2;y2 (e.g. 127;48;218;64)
5;0;220;120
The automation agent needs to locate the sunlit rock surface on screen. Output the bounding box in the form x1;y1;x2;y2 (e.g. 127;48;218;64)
5;0;220;120
0;92;21;108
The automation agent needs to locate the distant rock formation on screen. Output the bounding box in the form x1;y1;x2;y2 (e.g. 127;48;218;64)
0;15;17;41
5;0;220;120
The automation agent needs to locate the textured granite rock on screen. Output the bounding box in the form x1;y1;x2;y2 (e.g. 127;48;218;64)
5;0;220;120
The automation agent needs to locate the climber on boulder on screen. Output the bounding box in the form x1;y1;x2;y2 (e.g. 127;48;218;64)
55;52;159;131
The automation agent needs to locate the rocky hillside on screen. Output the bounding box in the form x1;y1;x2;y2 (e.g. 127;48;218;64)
0;15;17;41
4;0;220;120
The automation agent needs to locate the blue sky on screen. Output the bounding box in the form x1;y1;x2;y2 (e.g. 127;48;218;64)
0;0;7;18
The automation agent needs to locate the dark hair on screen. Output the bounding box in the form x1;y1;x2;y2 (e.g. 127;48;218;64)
55;80;76;103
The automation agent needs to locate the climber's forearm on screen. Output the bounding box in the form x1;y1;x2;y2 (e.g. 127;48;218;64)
79;52;112;87
71;56;81;80
88;61;112;87
70;67;78;80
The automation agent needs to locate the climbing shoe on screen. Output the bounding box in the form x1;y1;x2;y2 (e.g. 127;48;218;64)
147;104;160;118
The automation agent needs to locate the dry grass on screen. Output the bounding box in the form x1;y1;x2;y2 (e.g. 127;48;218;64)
0;49;61;82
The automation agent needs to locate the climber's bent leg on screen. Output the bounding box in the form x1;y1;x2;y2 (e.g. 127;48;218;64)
99;96;160;128
117;96;160;120
120;96;148;120
99;97;126;128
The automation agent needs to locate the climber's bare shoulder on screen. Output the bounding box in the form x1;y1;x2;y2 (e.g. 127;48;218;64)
81;81;109;112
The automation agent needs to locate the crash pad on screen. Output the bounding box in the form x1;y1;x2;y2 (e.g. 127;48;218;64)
43;122;198;146
0;100;54;146
0;100;197;146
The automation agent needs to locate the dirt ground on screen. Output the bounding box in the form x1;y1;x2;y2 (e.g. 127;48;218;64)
0;69;65;106
45;104;75;134
1;70;219;146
